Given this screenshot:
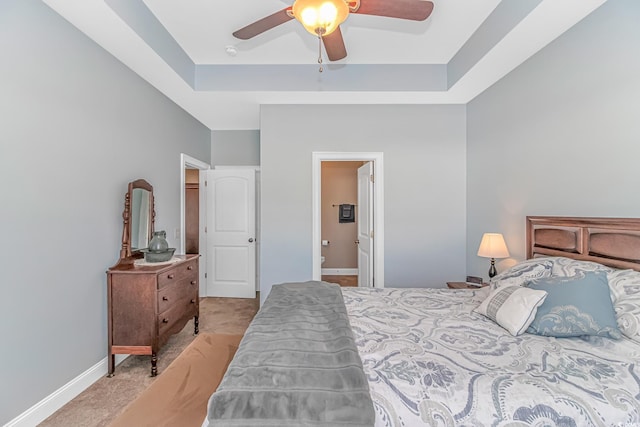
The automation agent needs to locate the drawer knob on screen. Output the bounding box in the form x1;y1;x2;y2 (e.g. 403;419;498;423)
162;318;169;323
191;280;197;285
187;265;193;271
190;299;196;304
167;274;175;279
162;296;168;301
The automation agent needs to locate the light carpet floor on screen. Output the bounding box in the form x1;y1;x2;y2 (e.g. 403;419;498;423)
38;296;259;427
322;275;358;287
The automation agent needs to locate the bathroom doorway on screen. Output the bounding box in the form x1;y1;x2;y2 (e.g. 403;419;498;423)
320;161;363;286
311;152;384;288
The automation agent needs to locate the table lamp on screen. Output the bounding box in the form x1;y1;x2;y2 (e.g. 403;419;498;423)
477;233;510;278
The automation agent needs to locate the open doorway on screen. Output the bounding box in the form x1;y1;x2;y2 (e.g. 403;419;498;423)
320;161;364;286
180;153;210;297
312;152;384;288
184;168;199;255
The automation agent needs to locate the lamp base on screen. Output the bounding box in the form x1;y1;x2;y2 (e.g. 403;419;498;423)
488;258;497;278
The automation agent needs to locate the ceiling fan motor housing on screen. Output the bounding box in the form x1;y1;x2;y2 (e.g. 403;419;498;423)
291;0;351;36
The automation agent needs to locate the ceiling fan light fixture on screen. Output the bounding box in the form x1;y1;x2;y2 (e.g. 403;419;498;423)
292;0;349;36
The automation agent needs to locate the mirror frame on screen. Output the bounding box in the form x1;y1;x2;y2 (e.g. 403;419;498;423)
119;179;155;261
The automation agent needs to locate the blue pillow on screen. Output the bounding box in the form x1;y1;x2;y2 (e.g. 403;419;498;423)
526;272;621;339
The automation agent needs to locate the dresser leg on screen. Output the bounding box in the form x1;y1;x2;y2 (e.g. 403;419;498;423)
107;353;115;377
151;353;157;377
194;316;199;335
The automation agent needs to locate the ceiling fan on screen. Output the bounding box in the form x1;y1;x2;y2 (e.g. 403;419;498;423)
232;0;434;63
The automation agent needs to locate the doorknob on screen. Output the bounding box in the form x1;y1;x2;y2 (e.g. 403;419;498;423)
248;238;254;243
355;240;360;244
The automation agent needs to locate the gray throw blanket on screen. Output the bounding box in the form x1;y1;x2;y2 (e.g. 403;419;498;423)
205;281;375;426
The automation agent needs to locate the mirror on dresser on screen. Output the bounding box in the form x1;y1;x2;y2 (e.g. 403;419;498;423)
118;179;154;262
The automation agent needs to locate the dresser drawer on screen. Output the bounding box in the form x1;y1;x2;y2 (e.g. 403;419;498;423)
157;278;198;313
157;258;198;289
157;297;198;337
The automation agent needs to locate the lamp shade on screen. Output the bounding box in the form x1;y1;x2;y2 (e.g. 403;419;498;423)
292;0;349;36
477;233;510;259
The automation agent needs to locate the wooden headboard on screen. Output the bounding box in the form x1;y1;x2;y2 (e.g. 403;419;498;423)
526;216;640;272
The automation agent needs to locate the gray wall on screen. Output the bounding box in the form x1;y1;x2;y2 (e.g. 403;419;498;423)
0;1;210;423
466;0;640;281
211;130;260;166
260;104;467;300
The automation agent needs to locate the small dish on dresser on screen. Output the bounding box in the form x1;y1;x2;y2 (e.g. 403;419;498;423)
140;248;176;263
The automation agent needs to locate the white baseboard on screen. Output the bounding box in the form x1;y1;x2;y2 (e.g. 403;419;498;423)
321;268;358;275
5;354;128;427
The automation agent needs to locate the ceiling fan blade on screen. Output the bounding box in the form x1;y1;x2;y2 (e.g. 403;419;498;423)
232;8;294;40
322;27;347;61
354;0;433;21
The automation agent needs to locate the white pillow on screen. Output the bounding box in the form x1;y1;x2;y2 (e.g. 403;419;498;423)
551;257;615;277
474;286;548;336
607;268;640;342
489;258;554;290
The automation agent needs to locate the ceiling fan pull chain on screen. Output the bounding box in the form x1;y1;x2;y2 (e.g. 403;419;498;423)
317;33;323;72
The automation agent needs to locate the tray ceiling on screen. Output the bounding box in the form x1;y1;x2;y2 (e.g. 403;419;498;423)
43;0;607;129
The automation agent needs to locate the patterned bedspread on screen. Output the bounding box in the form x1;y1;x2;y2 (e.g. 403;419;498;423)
342;287;640;427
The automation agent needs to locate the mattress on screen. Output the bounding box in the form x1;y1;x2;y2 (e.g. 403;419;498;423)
342;287;640;426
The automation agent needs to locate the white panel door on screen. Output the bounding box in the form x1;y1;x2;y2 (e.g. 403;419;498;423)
205;169;256;298
357;162;374;287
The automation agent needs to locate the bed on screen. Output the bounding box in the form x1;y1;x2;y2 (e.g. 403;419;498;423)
203;216;640;426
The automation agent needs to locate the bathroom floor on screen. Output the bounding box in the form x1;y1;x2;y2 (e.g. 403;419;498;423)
321;275;358;287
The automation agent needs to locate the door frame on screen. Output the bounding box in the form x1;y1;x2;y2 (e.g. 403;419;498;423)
180;153;210;297
311;152;384;287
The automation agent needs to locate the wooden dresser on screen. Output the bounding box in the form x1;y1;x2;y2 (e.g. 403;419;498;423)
107;254;199;376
